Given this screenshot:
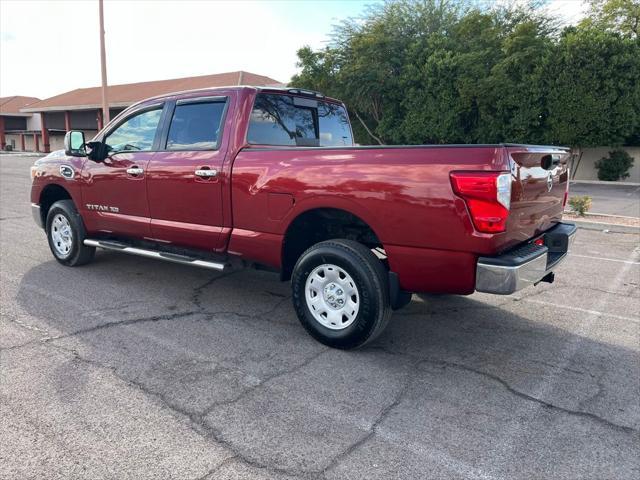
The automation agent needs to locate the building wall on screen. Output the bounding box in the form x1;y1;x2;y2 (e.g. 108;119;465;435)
6;131;99;152
23;135;31;151
26;114;41;131
48;133;65;151
83;130;99;141
4;134;19;150
5;133;38;152
572;147;640;183
24;134;36;152
42;108;127;132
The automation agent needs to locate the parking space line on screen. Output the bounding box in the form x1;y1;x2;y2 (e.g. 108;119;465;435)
569;253;640;265
522;298;640;324
377;428;501;480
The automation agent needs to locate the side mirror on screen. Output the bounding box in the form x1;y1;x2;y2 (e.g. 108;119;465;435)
86;141;109;162
64;131;86;157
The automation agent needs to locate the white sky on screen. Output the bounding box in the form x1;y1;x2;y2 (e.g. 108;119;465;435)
0;0;588;100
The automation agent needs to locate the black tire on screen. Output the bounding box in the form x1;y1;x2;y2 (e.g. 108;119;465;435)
291;239;391;349
46;200;95;267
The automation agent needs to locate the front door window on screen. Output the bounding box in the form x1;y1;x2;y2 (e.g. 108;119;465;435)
105;108;162;154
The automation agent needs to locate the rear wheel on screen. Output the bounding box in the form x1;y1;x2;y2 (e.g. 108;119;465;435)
46;200;95;266
291;239;391;349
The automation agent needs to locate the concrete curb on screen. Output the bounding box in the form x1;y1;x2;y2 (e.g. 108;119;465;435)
0;152;44;158
564;210;639;221
571;219;640;235
570;179;640;187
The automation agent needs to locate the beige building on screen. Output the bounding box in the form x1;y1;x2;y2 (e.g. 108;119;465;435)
572;147;640;184
0;96;42;151
2;71;281;153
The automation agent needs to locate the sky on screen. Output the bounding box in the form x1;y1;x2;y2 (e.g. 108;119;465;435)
0;0;588;100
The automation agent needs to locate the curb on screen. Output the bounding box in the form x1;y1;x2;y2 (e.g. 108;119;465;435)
570;179;640;187
571;219;640;235
0;152;45;158
564;211;639;221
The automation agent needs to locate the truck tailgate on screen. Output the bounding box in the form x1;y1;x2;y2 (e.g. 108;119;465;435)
503;145;570;248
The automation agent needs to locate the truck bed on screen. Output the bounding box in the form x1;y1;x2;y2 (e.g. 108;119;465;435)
228;143;570;293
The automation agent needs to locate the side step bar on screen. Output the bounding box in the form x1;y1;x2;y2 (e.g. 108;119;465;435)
83;239;226;271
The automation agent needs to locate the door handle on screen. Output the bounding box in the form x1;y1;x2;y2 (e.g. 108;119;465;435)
126;167;144;176
195;168;218;178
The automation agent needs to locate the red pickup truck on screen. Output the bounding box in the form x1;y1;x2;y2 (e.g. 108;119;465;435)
30;86;575;348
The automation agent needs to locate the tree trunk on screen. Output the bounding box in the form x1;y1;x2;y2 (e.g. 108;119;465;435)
353;111;385;145
570;146;583;180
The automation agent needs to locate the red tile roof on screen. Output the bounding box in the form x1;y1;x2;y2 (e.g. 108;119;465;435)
0;96;41;116
22;71;283;112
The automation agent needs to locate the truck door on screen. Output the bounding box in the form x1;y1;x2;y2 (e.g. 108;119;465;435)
145;96;229;251
81;104;165;239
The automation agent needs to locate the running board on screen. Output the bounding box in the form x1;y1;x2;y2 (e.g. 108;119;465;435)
83;239;226;271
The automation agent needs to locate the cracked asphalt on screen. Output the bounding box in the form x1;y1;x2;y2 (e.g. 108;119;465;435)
1;154;639;480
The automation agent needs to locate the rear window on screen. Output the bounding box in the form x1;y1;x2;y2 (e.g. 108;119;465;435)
247;93;353;147
166;100;226;150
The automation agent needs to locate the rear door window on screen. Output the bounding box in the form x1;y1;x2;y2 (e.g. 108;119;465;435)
318;102;353;147
247;93;353;147
166;100;226;150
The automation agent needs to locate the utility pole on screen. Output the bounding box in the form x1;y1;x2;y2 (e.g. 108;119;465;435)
98;0;110;124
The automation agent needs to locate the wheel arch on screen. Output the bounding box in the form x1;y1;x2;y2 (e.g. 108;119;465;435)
280;206;384;281
39;183;74;227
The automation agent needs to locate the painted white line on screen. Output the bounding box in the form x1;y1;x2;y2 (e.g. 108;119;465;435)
378;428;502;480
522;298;640;324
569;253;640;265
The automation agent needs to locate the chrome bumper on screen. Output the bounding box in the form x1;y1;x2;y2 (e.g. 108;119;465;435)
31;203;43;229
475;222;577;295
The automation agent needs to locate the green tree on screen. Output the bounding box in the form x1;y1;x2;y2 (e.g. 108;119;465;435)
581;0;640;38
476;16;554;144
292;0;640;147
544;27;640;147
294;0;467;144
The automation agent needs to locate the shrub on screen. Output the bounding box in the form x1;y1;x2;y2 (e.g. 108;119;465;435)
595;149;635;181
568;196;592;216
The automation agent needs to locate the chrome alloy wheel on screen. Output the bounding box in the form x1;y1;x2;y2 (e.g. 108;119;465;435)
50;213;73;257
305;264;360;330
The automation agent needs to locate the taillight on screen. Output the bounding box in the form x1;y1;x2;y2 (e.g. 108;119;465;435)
450;171;512;234
563;180;569;209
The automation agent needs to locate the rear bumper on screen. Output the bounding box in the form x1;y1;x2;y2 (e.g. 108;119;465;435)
475;222;577;295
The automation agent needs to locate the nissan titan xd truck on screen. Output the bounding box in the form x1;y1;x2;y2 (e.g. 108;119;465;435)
30;86;576;349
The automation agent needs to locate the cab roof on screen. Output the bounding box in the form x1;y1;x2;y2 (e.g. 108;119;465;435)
134;86;343;109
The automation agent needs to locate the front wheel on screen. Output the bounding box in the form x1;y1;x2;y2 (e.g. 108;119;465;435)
291;239;391;349
46;200;95;267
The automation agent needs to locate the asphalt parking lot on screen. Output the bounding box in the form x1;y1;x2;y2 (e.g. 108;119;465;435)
569;181;640;217
1;154;639;480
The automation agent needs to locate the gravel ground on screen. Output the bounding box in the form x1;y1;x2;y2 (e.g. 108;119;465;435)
2;155;639;480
